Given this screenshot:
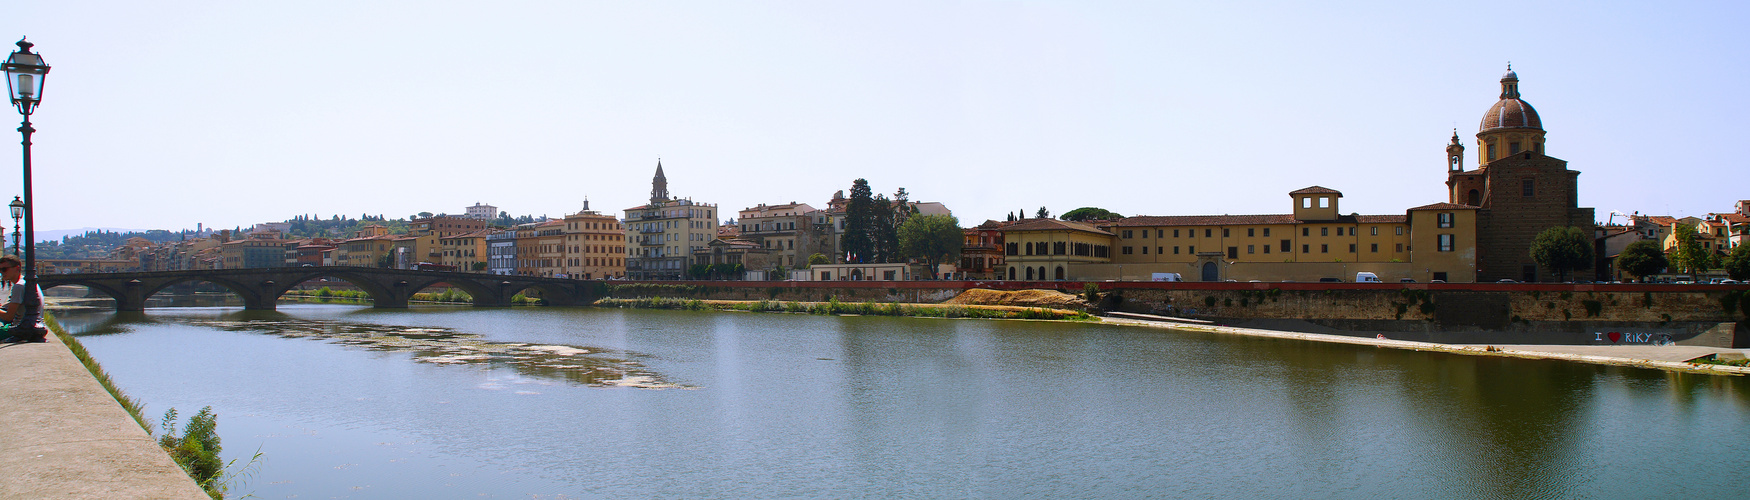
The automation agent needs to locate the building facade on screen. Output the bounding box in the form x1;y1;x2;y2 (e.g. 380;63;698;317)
624;161;720;280
562;202;626;280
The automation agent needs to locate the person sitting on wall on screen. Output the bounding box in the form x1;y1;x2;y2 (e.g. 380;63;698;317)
0;255;47;343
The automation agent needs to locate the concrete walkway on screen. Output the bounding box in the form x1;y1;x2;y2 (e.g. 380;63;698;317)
1100;316;1750;376
0;333;209;499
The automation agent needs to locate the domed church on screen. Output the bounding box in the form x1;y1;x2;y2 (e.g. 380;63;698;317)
1445;66;1595;282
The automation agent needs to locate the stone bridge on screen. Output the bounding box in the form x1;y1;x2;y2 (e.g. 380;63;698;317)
35;268;606;311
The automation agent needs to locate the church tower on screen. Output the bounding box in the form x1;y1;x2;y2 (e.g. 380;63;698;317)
1448;66;1593;282
650;160;669;205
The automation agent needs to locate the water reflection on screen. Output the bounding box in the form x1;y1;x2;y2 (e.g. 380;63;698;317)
65;309;685;389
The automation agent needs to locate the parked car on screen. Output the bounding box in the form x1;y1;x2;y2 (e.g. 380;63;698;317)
1497;279;1517;283
1318;277;1342;283
1355;272;1382;283
1399;278;1417;283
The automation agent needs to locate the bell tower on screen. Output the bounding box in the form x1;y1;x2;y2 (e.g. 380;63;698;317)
1446;129;1465;172
649;159;669;205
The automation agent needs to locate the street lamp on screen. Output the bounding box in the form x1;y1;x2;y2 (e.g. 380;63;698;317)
5;37;49;335
7;196;20;255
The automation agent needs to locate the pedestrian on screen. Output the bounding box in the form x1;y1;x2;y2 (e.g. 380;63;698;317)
0;255;46;343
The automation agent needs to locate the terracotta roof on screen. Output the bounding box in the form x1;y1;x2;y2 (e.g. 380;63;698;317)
1481;98;1541;131
1406;202;1479;211
1289;186;1343;196
999;218;1113;235
1110;213;1406;226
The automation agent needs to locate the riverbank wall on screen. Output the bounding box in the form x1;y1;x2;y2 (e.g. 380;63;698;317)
599;281;1750;347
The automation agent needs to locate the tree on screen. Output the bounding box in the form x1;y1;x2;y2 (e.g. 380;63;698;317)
1035;206;1051;219
1672;224;1711;274
1615;240;1667;281
417;211;433;218
1006;212;1016;222
806;253;829;268
687;264;710;280
1724;243;1750;281
1061;207;1124;222
871;194;898;262
472;262;488;272
842;179;875;263
898;214;963;279
1529;226;1593;282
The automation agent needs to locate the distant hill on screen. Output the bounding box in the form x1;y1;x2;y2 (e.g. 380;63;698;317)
36;227;150;243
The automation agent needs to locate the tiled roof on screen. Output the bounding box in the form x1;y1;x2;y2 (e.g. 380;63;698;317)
1289;186;1343;196
999;218;1113;235
1111;213;1406;226
1406;202;1479;211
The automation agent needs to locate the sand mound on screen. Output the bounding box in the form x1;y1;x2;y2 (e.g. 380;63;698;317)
943;289;1086;309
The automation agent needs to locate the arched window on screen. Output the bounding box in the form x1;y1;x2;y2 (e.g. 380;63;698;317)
1025;267;1034;280
1054;266;1065;280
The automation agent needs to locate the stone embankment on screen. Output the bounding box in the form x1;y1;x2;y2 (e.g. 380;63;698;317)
599;281;1749;347
0;330;208;499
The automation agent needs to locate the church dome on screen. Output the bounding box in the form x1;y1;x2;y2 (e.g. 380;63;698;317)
1479;65;1541;132
1480;98;1541;131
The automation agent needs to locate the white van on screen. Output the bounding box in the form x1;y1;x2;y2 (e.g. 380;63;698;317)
1355;272;1382;283
1151;273;1183;282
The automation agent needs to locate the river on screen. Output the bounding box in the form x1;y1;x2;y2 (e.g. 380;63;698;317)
52;302;1750;499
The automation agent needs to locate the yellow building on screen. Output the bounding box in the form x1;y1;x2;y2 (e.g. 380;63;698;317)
562;203;626;280
1002;186;1478;282
999;218;1113;281
438;229;494;272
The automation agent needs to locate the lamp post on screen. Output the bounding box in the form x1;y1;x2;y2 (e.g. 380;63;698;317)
8;196;20;255
5;37;48;333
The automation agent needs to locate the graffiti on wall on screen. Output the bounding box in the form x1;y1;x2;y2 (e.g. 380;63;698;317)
1594;331;1673;345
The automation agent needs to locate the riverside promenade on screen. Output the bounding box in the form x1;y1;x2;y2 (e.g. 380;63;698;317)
0;333;208;499
1102;313;1750;375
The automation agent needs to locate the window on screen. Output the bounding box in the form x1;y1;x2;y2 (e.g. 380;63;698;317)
1371;243;1378;253
1348;244;1356;253
1157;247;1162;254
1321;227;1329;236
1227;247;1238;259
1303;197;1312;208
1142;246;1148;254
1247;228;1255;237
1123;230;1133;238
1122;246;1133;255
1303;228;1310;237
1321;244;1328;253
1433;272;1448;282
1281;240;1290;252
1157;230;1163;238
1205;229;1212;238
1371;227;1378;236
1509;142;1520;154
1054;242;1066;255
1173;229;1180;238
1264;245;1271;254
1247;245;1255;254
1437;213;1454;228
1264;228;1271;237
1173;246;1180;254
1487;144;1496;161
1319;197;1330;208
1438;234;1455;252
1395;243;1404;252
1522;178;1535;197
1396;227;1404;236
1223;228;1230;237
1303;244;1310;253
1189;246;1196;254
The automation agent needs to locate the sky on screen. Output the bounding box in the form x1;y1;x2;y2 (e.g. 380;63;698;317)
2;1;1746;236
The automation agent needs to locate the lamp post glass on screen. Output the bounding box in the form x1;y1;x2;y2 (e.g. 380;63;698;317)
4;38;48;114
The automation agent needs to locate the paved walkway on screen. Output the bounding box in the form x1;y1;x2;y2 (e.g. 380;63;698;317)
1100;315;1750;375
0;333;209;499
